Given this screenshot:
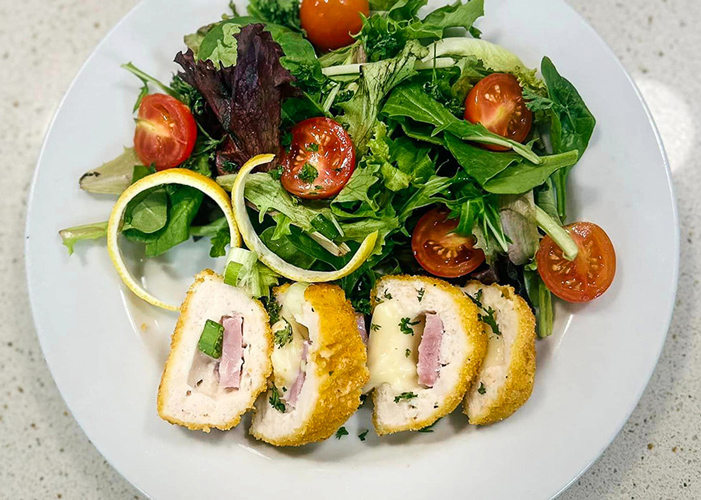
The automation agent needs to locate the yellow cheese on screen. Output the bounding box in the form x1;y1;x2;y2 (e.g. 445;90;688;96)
271;283;310;392
365;301;422;393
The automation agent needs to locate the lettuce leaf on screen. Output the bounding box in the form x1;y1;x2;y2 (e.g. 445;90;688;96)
175;24;298;173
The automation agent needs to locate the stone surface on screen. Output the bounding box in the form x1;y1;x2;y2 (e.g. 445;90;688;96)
0;0;698;498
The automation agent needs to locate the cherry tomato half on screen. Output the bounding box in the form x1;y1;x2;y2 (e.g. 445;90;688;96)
134;94;197;171
300;0;369;51
464;73;533;152
412;209;486;278
280;117;356;199
536;222;616;303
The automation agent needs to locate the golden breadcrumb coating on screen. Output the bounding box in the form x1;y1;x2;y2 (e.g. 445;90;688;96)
370;275;486;435
250;283;369;446
157;269;273;432
463;282;536;425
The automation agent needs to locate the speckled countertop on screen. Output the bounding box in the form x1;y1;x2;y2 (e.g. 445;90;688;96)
1;0;699;498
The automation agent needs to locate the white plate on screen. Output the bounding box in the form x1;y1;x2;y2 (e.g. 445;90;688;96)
25;0;679;498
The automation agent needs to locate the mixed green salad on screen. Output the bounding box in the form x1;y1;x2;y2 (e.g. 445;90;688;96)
61;0;617;337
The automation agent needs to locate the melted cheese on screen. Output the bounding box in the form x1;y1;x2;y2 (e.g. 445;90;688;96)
483;332;505;367
364;301;421;393
271;283;310;391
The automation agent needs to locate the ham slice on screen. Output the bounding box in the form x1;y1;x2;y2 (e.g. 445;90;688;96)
356;313;368;344
219;315;244;389
284;341;310;408
417;313;444;387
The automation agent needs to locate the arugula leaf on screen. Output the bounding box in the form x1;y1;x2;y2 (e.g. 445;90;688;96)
190;217;231;258
383;84;539;162
444;133;521;185
482;150;578;194
398;175;452;222
59;221;108;255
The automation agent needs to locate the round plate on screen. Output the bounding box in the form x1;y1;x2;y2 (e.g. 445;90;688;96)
25;0;679;498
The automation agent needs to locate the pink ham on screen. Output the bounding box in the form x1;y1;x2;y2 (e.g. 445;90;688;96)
355;313;368;344
417;313;444;387
284;341;311;408
219;315;244;389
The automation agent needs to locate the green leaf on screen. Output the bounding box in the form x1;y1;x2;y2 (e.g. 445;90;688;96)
143;186;204;257
79;147;143;195
59;221;108;255
224;248;279;298
540;56;596;219
390;136;435;184
209;226;230;258
260;227;317;269
444;133;521;185
383;84;539;162
247;0;301;30
333;163;382;209
244;172;339;232
122;187;168;234
498;193;539;266
198;22;241;67
340;40;428;154
380;162;411;191
482;150;578;194
420;0;484;33
398;175;452;222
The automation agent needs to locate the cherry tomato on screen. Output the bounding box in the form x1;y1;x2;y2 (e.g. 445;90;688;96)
412;209;486;278
300;0;369;51
464;73;533;151
280;117;356;199
134;94;197;171
536;222;616;303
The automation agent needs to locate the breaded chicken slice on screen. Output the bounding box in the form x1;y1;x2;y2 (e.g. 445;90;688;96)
250;283;368;446
462;281;536;425
157;270;272;432
367;276;487;435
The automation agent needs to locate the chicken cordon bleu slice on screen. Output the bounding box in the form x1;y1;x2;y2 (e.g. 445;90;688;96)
462;282;536;425
250;283;368;446
365;276;487;435
157;270;272;432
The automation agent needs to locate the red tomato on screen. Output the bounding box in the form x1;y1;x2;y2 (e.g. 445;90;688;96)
134;94;197;171
280;117;356;199
536;222;616;303
412;209;486;278
300;0;369;51
464;73;533;151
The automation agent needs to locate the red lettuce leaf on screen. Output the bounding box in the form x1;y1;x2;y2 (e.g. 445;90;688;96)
175;24;298;173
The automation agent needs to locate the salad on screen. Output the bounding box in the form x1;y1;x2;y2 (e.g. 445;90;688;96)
60;0;616;339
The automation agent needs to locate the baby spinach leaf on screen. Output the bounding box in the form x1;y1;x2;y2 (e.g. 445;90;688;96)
444;133;521;185
144;186;204;257
482;150;578;194
122;187;168;234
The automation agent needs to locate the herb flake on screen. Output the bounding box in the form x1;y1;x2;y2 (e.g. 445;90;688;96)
298;162;319;183
273;321;293;348
394;392;418;403
335;426;349;439
477;382;486;395
358;429;369;441
269;385;286;412
399;317;420;335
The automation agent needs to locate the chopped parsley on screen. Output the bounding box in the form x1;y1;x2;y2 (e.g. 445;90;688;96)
375;290;392;304
399;317;420;335
466;289;501;336
269;385;286;412
352;297;372;315
264;296;282;324
358;429;369;441
270;165;283;180
405;348;411;357
335;426;349;439
370;323;381;331
394;391;418;403
298;162;318;183
273;320;293;348
477;382;486;395
306;142;319;152
418;418;441;433
417;287;425;302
